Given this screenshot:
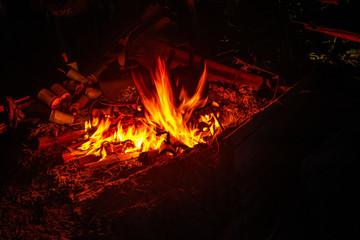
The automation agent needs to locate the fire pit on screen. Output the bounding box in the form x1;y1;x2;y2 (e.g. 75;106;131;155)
1;34;283;240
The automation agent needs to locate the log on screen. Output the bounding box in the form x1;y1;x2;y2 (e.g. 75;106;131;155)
18;100;51;120
138;149;161;165
62;149;101;165
84;152;140;168
34;130;84;149
62;141;130;164
318;0;339;5
0;96;31;112
130;38;264;90
170;47;264;89
293;20;360;43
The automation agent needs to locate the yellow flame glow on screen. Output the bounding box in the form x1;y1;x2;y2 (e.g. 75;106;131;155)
138;58;209;147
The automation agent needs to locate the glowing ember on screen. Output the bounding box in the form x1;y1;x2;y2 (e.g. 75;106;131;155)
73;117;166;160
71;58;220;161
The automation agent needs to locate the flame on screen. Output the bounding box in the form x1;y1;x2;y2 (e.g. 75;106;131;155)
200;113;220;135
75;117;166;160
135;58;209;147
78;118;112;159
71;58;220;161
115;123;164;152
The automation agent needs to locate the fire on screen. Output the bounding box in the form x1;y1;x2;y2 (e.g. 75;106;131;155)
134;58;209;147
114;122;164;153
71;58;220;161
200;113;220;135
75;118;166;160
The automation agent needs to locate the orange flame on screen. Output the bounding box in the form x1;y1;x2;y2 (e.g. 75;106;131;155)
72;58;219;161
135;58;209;147
75;118;166;160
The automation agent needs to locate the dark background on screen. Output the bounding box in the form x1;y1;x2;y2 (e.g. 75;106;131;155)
1;0;358;99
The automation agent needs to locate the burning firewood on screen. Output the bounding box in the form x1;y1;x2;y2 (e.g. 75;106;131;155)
62;149;101;165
